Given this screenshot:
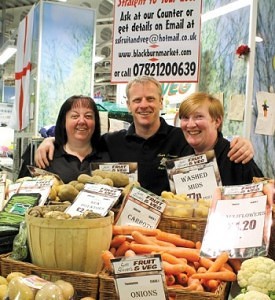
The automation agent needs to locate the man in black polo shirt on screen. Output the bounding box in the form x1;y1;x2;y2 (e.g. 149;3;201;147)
35;76;254;195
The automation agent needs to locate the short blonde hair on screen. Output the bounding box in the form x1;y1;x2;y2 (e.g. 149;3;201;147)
126;76;162;99
178;92;224;132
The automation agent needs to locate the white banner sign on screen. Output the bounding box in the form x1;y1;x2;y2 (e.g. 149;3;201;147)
112;0;202;83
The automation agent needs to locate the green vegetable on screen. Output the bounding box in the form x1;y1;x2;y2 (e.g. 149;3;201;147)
0;193;40;227
237;256;275;295
10;221;28;261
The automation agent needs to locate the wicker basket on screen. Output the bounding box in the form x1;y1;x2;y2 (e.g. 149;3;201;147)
98;271;230;300
0;253;99;300
158;215;207;242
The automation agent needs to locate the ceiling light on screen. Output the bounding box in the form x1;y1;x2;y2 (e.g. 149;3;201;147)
0;43;17;65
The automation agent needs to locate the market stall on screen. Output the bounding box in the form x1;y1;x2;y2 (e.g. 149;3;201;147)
0;164;274;300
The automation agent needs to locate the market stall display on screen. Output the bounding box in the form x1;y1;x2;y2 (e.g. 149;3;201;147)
0;169;274;300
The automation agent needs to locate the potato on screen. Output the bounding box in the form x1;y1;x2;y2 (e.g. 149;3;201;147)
48;186;57;201
74;182;85;191
35;282;64;300
92;170;129;187
89;175;104;184
194;205;209;218
0;276;8;286
57;184;79;202
161;191;175;199
0;284;8;299
100;178;114;187
7;276;35;300
55;280;74;300
68;180;79;187
108;172;129;187
6;272;26;283
77;174;95;184
121;181;140;197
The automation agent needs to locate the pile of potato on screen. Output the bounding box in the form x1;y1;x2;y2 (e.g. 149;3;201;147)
47;170;140;203
0;272;94;300
161;191;211;218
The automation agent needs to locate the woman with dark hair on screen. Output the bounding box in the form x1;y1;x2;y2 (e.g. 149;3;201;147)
18;95;109;183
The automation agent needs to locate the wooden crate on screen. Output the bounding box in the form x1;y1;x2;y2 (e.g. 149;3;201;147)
98;271;230;300
158;215;207;242
0;253;99;300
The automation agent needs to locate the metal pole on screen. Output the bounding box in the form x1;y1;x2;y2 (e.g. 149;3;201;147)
243;0;258;138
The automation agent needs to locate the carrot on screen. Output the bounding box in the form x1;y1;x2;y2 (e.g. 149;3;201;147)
129;243;200;262
161;253;196;275
203;279;220;291
164;247;200;262
228;258;242;273
124;249;136;257
161;252;182;264
198;256;214;269
156;231;196;248
195;241;202;249
101;250;115;271
115;240;131;257
178;258;188;264
109;247;117;256
131;230;158;245
167;284;186;290
170;278;204;291
112;225;160;236
165;274;176;286
175;273;188;285
110;235;127;248
162;261;186;275
192;261;200;270
223;263;234;272
148;236;177;247
197;266;207;273
191;271;237;281
208;251;229;272
199;256;232;273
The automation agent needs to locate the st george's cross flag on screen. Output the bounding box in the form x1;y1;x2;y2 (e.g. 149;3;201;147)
9;5;35;131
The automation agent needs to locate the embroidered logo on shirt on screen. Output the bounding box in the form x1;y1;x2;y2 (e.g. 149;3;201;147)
158;154;178;170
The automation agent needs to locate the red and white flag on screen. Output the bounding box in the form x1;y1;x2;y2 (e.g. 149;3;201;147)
9;5;35;131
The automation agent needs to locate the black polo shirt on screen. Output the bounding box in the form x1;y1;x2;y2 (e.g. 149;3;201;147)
181;132;264;185
102;117;189;195
19;143;110;183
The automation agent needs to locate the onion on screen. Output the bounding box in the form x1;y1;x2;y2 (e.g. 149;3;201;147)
55;280;74;300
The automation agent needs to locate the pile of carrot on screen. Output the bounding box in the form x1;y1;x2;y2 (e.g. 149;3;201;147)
101;225;240;293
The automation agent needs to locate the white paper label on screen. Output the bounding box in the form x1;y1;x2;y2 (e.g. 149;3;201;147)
173;164;217;200
112;255;168;300
202;196;267;250
66;183;121;217
116;199;161;228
